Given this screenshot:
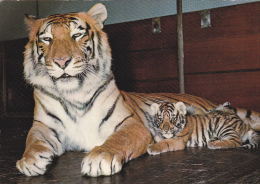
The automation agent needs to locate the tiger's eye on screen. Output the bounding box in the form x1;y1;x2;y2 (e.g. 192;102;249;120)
72;33;82;39
43;37;52;42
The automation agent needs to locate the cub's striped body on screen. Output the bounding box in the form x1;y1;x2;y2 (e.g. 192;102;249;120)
214;102;260;131
16;3;260;177
148;103;260;155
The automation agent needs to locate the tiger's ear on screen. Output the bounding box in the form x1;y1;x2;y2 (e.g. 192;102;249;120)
87;3;107;29
25;14;39;31
175;102;187;115
151;103;160;115
25;14;44;39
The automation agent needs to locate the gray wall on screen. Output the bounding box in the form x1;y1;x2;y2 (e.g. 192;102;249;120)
0;0;259;41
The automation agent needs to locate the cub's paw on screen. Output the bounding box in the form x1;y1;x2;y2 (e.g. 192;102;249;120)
81;147;123;177
207;140;222;149
147;144;163;155
16;148;54;176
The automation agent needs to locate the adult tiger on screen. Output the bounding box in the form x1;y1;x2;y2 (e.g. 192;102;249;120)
16;3;260;177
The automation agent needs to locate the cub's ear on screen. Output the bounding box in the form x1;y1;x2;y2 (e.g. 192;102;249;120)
151;103;160;115
87;3;107;29
175;102;187;115
222;101;231;107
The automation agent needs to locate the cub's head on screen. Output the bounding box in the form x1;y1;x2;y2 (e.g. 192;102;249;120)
151;102;187;139
24;3;111;93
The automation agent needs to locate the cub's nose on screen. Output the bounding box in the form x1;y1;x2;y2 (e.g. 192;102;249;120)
53;57;71;69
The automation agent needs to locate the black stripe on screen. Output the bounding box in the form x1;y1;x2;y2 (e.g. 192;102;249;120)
125;93;150;123
36;36;40;57
128;151;134;161
41;137;56;154
31;49;36;63
208;118;213;137
220;128;234;139
47;112;65;128
88;163;92;174
85;22;91;31
68;17;78;21
78;25;85;30
38;131;58;153
224;121;238;131
85;77;114;113
96;31;103;59
93;58;100;72
195;116;199;145
38;53;44;61
49;127;62;144
39;155;49;160
246;110;252;119
34;120;62;152
216;123;226;138
34;95;68;125
33;163;44;171
39;32;45;36
120;92;127;102
214;117;221;130
200;117;207;146
233;107;237;113
114;114;134;132
91;32;96;59
25;166;32;176
99;95;120;130
33;87;73;121
47;112;62;122
166;142;170;150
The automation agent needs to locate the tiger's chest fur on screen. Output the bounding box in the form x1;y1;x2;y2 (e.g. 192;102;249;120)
33;81;131;151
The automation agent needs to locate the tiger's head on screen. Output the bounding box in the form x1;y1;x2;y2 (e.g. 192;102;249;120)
24;3;112;94
151;102;187;139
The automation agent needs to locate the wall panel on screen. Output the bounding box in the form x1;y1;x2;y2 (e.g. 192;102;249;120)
185;71;260;111
184;34;260;74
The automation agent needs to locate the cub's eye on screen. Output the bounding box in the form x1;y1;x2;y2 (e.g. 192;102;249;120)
72;33;83;39
171;116;176;121
157;117;163;122
42;37;52;42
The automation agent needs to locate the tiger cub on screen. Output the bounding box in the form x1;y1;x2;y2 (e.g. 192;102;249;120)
147;102;260;155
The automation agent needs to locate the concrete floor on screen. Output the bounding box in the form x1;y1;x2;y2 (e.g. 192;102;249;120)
1;118;260;184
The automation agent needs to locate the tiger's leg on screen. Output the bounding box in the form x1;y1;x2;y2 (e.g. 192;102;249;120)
242;130;260;149
147;137;186;155
207;129;242;149
16;121;64;176
81;117;153;177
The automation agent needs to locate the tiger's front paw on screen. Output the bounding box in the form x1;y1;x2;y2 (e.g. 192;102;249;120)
16;147;54;176
81;146;123;177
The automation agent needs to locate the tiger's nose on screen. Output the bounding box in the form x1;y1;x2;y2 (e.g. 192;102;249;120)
162;124;170;133
53;57;71;69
